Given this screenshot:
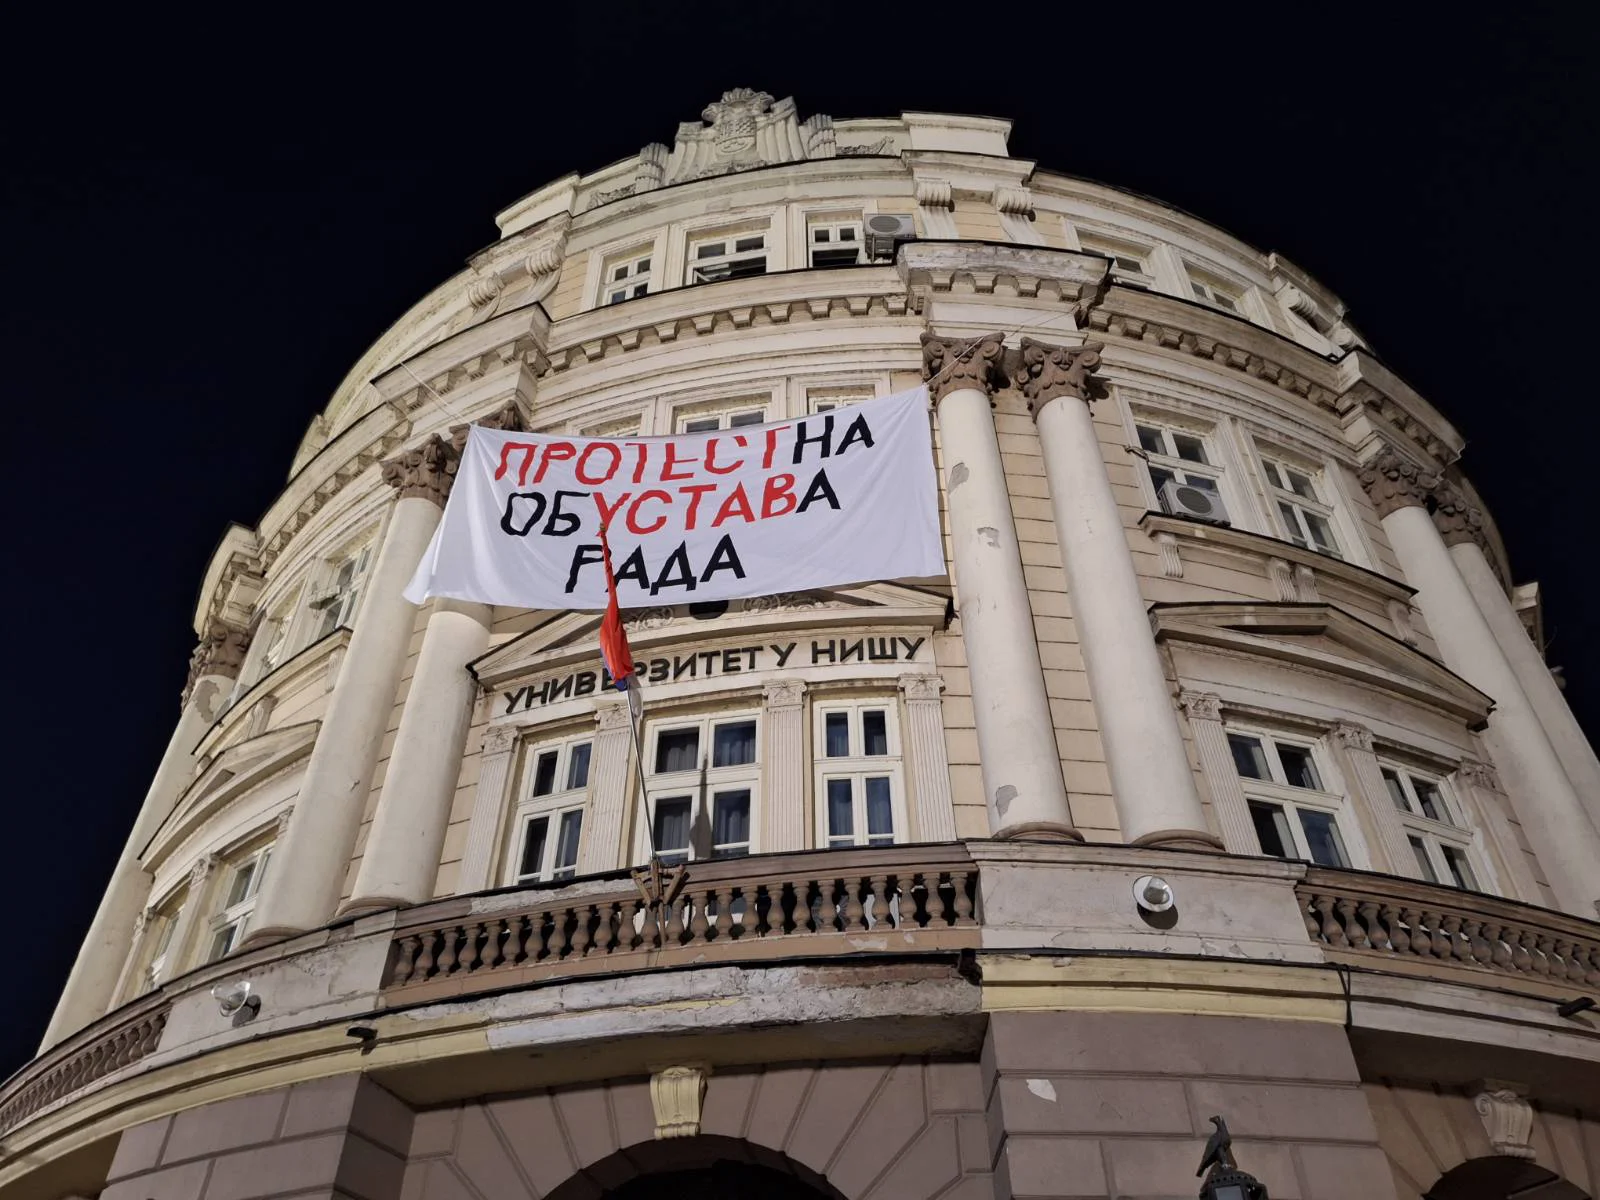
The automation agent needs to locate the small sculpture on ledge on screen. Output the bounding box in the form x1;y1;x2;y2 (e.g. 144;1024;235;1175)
1197;1115;1269;1200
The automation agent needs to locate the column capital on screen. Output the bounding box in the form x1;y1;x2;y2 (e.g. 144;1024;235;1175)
274;806;295;837
1011;337;1106;416
183;620;251;703
1455;757;1501;792
596;701;634;732
898;672;945;703
483;722;523;753
1178;690;1223;722
762;679;807;709
1358;447;1437;517
1330;720;1374;753
189;853;221;888
382;434;459;508
920;332;1007;404
1430;478;1490;552
450;400;527;455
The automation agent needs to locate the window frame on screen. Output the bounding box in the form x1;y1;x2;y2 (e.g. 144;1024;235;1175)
807;216;866;269
1257;450;1344;559
686;229;769;285
598;247;654;306
140;888;187;994
1225;725;1366;869
505;733;594;885
1130;416;1229;519
1187;272;1242;313
639;710;762;864
673;398;770;433
1380;763;1493;893
1078;234;1157;287
812;698;907;850
204;841;274;964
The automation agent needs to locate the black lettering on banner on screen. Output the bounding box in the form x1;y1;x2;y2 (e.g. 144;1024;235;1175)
898;636;926;659
566;544;603;593
868;638;897;661
771;643;796;668
835;413;875;455
544;490;587;536
840;639;865;663
503;491;548;536
796;470;840;514
672;655;697;681
649;658;670;683
651;543;698;595
792;413;834;463
812;640;837;664
574;672;596;697
616;546;650;589
700;534;745;584
722;649;742;673
548;675;575;703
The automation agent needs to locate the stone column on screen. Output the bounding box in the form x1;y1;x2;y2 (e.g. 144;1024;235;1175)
1436;481;1600;829
1327;721;1414;877
922;333;1076;841
1177;692;1254;854
245;436;455;944
1361;449;1600;916
106;907;154;1014
762;680;809;851
41;622;249;1050
456;725;520;893
156;854;221;983
578;700;636;873
900;674;956;841
1017;339;1218;851
342;598;492;914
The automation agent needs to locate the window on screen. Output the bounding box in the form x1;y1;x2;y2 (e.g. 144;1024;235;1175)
1189;275;1240;312
807;386;875;414
1133;419;1225;517
601;250;652;305
1382;766;1485;891
645;713;760;862
1260;455;1341;558
511;735;592;884
206;843;272;962
688;233;767;284
1228;730;1353;867
809;219;864;268
675;403;768;433
815;700;903;849
1079;236;1155;286
308;541;374;641
141;895;184;993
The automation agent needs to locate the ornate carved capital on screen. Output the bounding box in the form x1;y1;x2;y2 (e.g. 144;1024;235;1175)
763;679;807;709
189;854;221;888
382;435;459;508
1011;338;1106;415
450;401;527;454
1178;691;1223;723
921;332;1007;404
899;673;945;703
184;620;251;702
1431;478;1488;551
596;703;634;733
274;806;295;837
483;724;522;753
1473;1084;1535;1160
1331;721;1374;754
650;1064;710;1139
1455;758;1501;793
1358;447;1437;518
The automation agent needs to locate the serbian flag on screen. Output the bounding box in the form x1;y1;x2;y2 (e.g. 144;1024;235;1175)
597;524;635;691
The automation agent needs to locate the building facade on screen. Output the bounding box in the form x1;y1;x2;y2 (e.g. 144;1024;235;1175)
6;91;1600;1200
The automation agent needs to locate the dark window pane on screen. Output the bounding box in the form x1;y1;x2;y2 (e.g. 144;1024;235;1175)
532;751;558;796
208;927;236;962
654;797;691;857
1279;501;1308;545
1276;745;1322;790
1413;779;1445;822
1305;512;1338;554
656;729;699;774
1263;462;1284;490
1150;466;1176;495
612;265;628;282
519;816;550;879
1286;469;1316;499
1409;836;1439;883
1298;810;1350;868
1136;425;1165;456
729;410;765;427
1229;734;1270;780
1172;433;1207;464
1191;282;1207;299
684;417;720;433
862;711;888;756
554;811;583;877
637;258;650;272
713;720;756;767
865;777;893;843
1249;801;1290;858
827;779;854;842
1215;294;1237;312
725;255;767;279
608;291;626;305
1382;768;1410;812
225;861;256;908
825;713;850;758
567;743;591;790
696;242;724;259
735;236;764;252
631;283;647;298
1442;845;1478;890
712;790;750;856
813;228;830;242
1185;474;1220;496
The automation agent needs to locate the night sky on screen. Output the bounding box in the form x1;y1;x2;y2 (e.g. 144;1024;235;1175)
2;10;1594;1078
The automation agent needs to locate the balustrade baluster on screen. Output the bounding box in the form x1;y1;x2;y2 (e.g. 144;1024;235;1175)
1463;919;1490;966
621;897;644;950
1337;897;1368;949
1441;915;1467;963
504;915;527;965
689;890;711;942
665;893;686;943
481;920;504;969
393;935;420;985
1508;927;1534;974
1400;909;1428;956
1533;935;1556;977
867;874;891;929
1583;943;1600;987
460;923;482;972
954;870;978;926
1427;912;1451;959
1313;895;1345;946
416;930;440;979
1379;905;1408;954
549;909;571;959
713;890;733;939
844;878;867;931
1302;895;1321;940
1482;923;1510;968
438;928;463;975
736;887;755;937
1358;901;1388;951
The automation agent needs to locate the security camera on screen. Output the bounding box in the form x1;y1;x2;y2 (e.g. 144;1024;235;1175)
211;980;260;1023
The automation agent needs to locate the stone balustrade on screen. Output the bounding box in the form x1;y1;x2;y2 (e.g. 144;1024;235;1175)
0;999;167;1135
382;846;981;1003
1297;867;1600;988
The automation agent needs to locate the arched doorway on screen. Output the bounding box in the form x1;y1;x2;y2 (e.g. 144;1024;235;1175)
1427;1156;1591;1200
546;1135;847;1200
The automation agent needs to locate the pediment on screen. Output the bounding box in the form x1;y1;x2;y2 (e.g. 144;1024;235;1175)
1149;602;1492;728
473;582;951;690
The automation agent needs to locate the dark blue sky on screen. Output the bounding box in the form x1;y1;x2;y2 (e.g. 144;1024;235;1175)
2;7;1593;1076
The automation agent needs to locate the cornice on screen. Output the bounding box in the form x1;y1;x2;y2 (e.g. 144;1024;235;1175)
1333;349;1463;463
371;303;550;411
897;241;1108;319
191;525;263;637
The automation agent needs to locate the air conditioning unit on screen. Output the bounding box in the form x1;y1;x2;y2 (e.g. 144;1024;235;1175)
864;213;917;261
1159;479;1229;525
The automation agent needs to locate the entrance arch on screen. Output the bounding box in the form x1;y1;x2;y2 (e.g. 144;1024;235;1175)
546;1136;848;1200
1427;1156;1592;1200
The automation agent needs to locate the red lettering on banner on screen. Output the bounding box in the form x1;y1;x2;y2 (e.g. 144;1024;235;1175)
712;483;755;527
662;442;698;481
679;483;717;530
704;435;746;475
762;473;797;519
626;490;671;534
532;442;576;484
495;442;540;486
626;443;649;484
761;426;792;470
593;491;631;529
576;442;622;485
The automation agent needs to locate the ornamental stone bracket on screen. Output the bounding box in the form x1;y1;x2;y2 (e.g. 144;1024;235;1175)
649;1063;710;1138
464;213;572;315
1472;1081;1536;1160
382;435;459;509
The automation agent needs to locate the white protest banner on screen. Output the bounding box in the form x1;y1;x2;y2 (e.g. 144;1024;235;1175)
405;386;944;610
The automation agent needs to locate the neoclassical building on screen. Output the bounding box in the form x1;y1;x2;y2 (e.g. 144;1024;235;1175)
6;91;1599;1200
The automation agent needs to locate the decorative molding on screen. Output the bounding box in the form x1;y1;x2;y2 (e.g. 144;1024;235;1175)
1011;337;1105;415
741;592;834;614
1331;721;1374;754
1455;758;1502;793
915;180;953;209
449;400;526;454
1178;691;1223;723
1267;557;1297;602
1431;478;1489;551
840;136;895;157
642;89;837;187
482;724;521;755
189;854;221;888
595;702;633;732
1293;563;1320;603
992;185;1035;218
1154;531;1183;578
650;1064;710;1138
762;679;807;709
899;673;945;703
1472;1084;1536;1160
382;435;459;508
1387;599;1420;646
1358;447;1437;518
625;607;677;630
921;332;1006;404
184;621;252;702
274;806;295;838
